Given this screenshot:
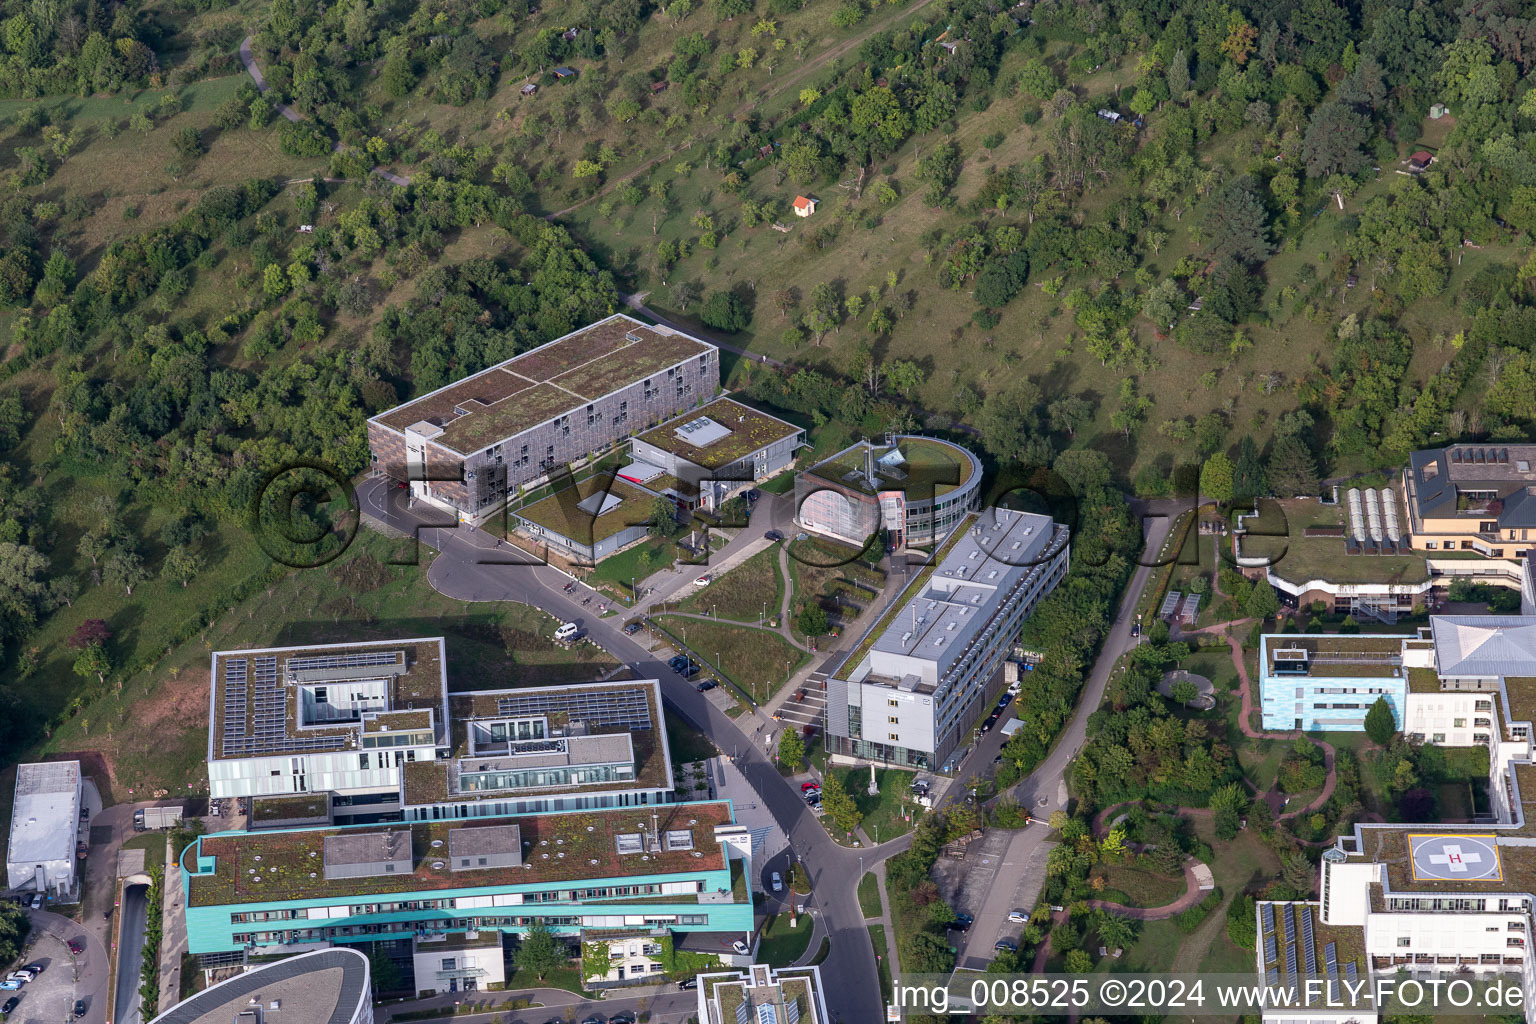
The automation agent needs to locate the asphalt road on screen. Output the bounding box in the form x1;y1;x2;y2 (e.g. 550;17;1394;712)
356;479;884;1022
112;884;149;1024
950;507;1179;967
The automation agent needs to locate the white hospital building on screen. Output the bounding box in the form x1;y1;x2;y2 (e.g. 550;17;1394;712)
1255;615;1536;1024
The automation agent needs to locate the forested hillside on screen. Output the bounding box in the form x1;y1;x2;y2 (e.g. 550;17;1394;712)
2;0;1536;779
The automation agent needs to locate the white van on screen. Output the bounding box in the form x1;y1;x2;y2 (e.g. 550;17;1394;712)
554;622;580;642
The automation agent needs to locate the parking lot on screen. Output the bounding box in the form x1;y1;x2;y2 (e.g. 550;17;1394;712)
7;931;90;1024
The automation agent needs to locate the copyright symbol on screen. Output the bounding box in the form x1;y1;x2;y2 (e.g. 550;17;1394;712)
1100;979;1126;1008
247;461;359;569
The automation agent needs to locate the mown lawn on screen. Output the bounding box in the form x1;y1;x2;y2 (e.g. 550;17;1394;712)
832;765;917;842
756;911;815;968
651;615;809;703
858;872;882;918
676;546;784;623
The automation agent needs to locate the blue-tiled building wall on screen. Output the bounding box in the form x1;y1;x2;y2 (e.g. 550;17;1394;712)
1257;635;1407;732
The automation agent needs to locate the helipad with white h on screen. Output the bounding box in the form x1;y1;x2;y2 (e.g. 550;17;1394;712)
1408;834;1502;882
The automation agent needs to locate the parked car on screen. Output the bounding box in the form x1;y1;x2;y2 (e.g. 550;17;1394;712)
800;781;821;793
668;655;689;673
3;995;20;1015
764;530;784;542
1008;909;1029;923
608;1014;635;1024
770;871;783;892
582;1016;604;1024
996;694;1012;711
732;940;751;955
804;792;821;806
66;938;85;956
681;662;700;679
21;966;43;976
677;977;698;990
623;622;641;635
693;575;711;587
73;1000;86;1020
8;970;36;982
994;939;1017;953
696;679;719;692
950;913;973;931
794;689;806;702
27;895;42;911
0;982;22;992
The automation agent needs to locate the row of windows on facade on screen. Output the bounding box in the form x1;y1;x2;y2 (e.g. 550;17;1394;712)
408;790;660;820
230;912;710;944
228;880;704;923
1383;896;1528;913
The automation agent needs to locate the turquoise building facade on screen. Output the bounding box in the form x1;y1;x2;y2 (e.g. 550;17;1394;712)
179;800;754;959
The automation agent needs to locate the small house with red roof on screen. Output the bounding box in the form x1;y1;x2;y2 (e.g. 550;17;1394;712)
792;195;818;218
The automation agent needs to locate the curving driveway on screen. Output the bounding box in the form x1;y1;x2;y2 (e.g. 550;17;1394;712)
356;477;882;1021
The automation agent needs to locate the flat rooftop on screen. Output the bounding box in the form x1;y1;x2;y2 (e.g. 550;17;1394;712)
185;801;733;907
513;472;659;545
145;948;369;1024
632;398;802;470
1237;498;1429;585
405;681;671;806
805;436;977;498
839;508;1065;687
1262;634;1410;679
210;639;448;762
7;761;81;869
371;316;714;456
1255;900;1365;1002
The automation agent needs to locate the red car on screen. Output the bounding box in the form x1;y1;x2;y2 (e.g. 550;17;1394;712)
66;939;85;956
800;782;821;793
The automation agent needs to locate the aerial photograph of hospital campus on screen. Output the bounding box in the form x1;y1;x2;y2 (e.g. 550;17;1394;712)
7;0;1536;1021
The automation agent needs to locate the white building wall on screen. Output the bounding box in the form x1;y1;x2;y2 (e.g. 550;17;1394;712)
1320;861;1380;927
1403;691;1492;747
412;940;507;994
1363;908;1526;960
208;748;430;800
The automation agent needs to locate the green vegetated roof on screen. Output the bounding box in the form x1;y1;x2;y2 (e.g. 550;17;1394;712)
1405;667;1444;693
634;398;802;470
1266;634;1409;679
251;795;331;823
514;472;659;545
1239;498;1428;585
435;382;578;452
806;436;975;497
187;800;733;907
371;317;713;455
1502;677;1536;726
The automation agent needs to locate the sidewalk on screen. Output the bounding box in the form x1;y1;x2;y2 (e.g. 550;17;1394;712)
159;833;187;1011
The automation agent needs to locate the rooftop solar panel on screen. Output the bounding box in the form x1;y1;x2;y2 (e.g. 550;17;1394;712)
1264;936;1277;963
1344;962;1358;978
1266;968;1279;986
